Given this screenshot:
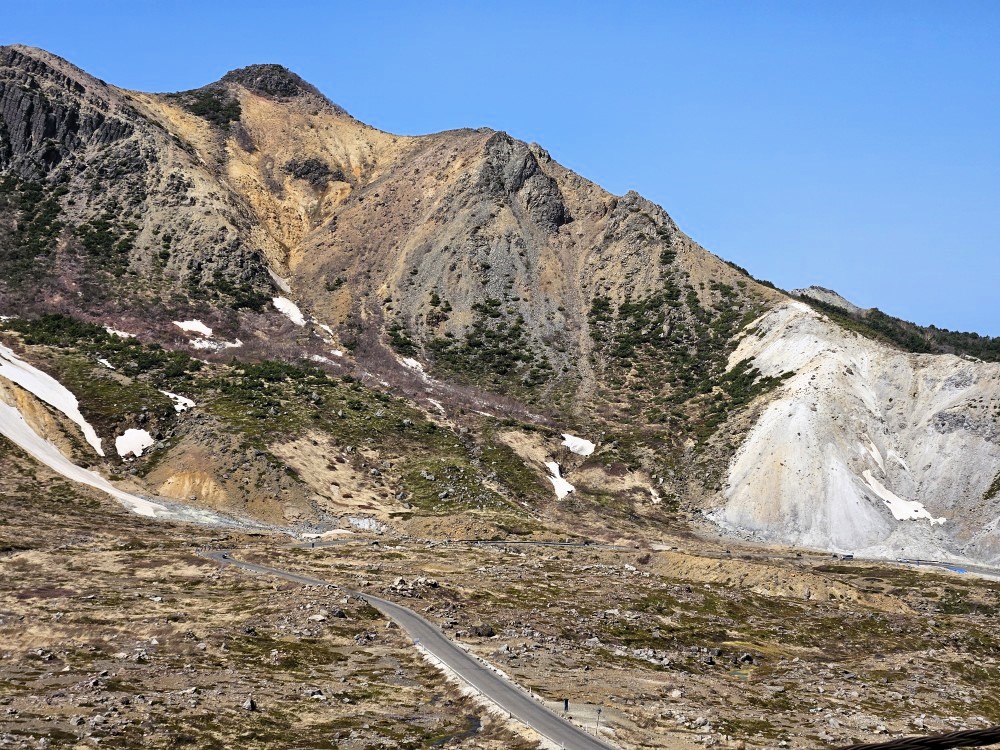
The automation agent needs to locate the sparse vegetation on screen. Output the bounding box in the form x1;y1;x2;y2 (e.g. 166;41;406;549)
3;314;200;385
206;271;271;311
74;213;137;275
985;471;1000;501
428;298;553;390
588;273;769;444
800;295;1000;362
0;176;65;284
282;157;343;187
166;85;241;127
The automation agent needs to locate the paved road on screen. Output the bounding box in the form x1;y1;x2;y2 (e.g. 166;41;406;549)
201;550;616;750
897;558;1000;581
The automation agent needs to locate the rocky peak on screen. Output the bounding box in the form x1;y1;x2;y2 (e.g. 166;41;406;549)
478;131;569;231
220;63;348;114
0;45;132;178
0;45;95;92
791;285;866;315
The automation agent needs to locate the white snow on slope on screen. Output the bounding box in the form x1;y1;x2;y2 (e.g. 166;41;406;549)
160;390;195;412
0;399;164;517
97;358;115;370
268;269;292;294
864;438;885;472
545;461;575;499
862;470;946;524
116;428;155;458
0;343;104;456
191;337;243;351
561;433;595;456
273;297;306;326
401;358;424;373
174;320;213;337
888;449;911;472
104;327;134;339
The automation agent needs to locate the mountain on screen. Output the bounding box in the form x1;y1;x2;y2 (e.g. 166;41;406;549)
1;44;998;563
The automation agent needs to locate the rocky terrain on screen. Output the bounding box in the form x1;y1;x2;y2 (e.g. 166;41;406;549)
1;42;999;748
3;442;999;749
0;441;536;749
1;43;996;563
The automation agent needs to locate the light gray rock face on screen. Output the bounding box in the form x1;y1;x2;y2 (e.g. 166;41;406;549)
791;286;867;316
712;301;1000;564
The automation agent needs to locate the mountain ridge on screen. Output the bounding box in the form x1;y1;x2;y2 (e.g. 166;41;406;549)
1;44;997;564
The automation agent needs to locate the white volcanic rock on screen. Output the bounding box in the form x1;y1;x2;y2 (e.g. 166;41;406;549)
791;286;866;315
712;302;1000;563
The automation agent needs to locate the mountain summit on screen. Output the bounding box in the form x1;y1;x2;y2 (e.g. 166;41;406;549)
0;45;998;563
220;63;326;99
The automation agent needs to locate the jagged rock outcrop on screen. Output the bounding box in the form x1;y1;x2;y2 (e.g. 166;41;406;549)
0;45;133;177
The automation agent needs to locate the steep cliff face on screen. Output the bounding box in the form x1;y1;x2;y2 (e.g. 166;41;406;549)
1;45;997;562
0;46;134;177
0;45;273;333
713;302;1000;563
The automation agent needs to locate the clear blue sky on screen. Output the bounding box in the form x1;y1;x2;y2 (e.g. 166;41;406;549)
5;1;999;334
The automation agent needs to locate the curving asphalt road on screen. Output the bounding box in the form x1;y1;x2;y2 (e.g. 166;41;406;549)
201;550;617;750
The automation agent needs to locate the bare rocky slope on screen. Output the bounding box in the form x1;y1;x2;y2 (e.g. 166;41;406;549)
1;44;998;562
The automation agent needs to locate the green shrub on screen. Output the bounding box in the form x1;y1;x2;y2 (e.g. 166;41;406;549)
167;86;241;127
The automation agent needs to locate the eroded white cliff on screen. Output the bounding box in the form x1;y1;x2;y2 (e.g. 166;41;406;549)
713;302;1000;563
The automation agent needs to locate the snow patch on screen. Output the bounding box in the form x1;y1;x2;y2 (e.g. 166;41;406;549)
316;322;335;338
329;349;343;358
173;320;213;337
400;357;424;373
160;390;195;413
862;470;946;525
864;438;885;473
0;343;104;456
191;337;242;351
267;268;292;293
0;400;163;517
561;433;595;456
116;429;155;458
545;461;574;499
347;516;386;533
888;449;911;473
104;327;134;339
273;297;306;326
97;358;115;370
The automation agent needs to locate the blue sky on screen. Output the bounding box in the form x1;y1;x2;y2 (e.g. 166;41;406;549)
4;1;998;334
